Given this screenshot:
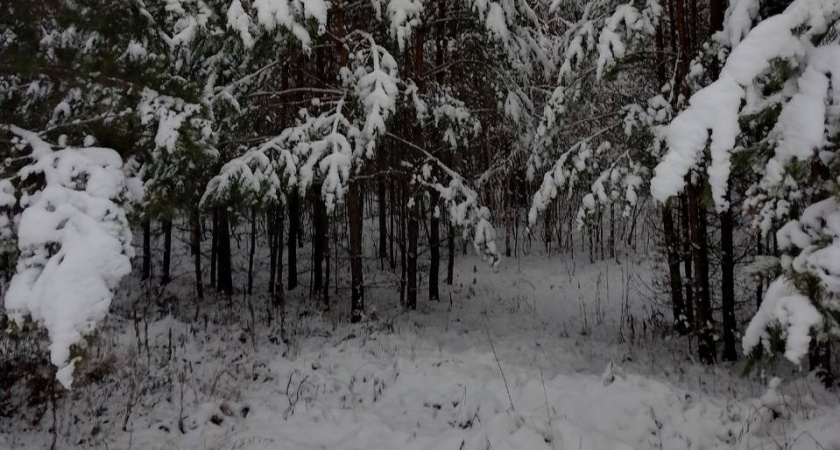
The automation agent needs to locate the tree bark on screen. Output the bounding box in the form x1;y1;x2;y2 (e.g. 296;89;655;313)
680;193;694;327
217;209;233;296
378;155;388;268
247;208;257;295
721;196;737;361
313;188;329;307
161;218;172;285
210;211;218;288
407;197;419;310
287;193;299;290
688;178;715;364
274;207;285;332
662;201;687;334
190;207;203;300
429;192;440;301
446;222;455;285
269;207;277;295
142;218;151;281
348;182;365;321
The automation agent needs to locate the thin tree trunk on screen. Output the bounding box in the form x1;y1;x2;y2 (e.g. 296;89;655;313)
680;193;694;327
287;193;299;290
274;207;285;333
324;208;331;308
721;196;736;361
609;203;615;259
662;202;687;334
756;237;763;308
248;208;257;295
162;218;172;285
348;182;365;321
407;196;419;310
269;207;277;295
400;187;407;305
210;211;218;288
429;191;440;301
142;218;151;281
378;156;388;268
688;178;715;364
217;209;233;296
446;222;455;285
191;207;203;301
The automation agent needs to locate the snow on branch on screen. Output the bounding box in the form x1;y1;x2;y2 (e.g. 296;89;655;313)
3;126;137;389
742;278;822;364
202;146;297;208
650;0;840;211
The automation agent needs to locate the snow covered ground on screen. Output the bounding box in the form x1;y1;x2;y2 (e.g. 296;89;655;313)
2;241;840;450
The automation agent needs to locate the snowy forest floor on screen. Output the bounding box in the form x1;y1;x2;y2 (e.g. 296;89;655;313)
2;240;840;449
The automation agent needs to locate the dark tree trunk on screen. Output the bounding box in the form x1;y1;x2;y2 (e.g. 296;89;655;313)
269;207;277;295
142;218;151;281
274;207;285;330
190;207;203;300
400;187;407;305
378;158;388;268
247;208;257;295
721;199;737;362
161;218;172;285
429;191;440;301
609;204;615;259
710;0;725;33
287;193;299;290
680;193;694;327
389;181;397;269
662;202;687;334
348;181;365;321
405;24;424;309
210;211;218;288
313;189;329;306
217;209;233;296
756;237;764;308
446;223;455;285
407;198;419;310
688;178;715;364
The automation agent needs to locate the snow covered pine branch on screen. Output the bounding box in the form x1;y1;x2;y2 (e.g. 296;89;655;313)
2;126;139;388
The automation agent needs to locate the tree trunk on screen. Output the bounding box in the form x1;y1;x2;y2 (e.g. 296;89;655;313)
142;218;151;281
274;207;285;332
609;204;615;259
348;181;365;321
190;207;203;300
407;197;419;310
688;178;715;364
680;193;694;327
217;209;233;296
721;198;737;361
287;193;299;290
429;191;440;301
447;222;455;285
710;0;725;33
161;218;172;285
313;189;329;307
756;237;763;308
662;202;687;334
378;157;388;268
247;208;257;295
269;207;277;295
400;187;407;305
210;211;218;288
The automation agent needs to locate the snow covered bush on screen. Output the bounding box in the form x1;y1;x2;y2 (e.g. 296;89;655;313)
2;127;138;388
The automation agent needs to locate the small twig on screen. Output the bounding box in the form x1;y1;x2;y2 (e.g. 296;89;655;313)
483;319;515;413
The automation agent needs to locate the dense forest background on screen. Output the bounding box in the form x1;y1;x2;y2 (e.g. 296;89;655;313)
1;0;839;448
